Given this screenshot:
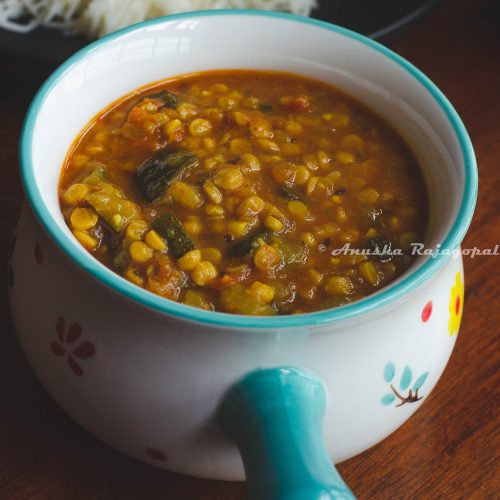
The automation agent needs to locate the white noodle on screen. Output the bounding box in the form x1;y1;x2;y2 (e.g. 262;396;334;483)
0;0;317;37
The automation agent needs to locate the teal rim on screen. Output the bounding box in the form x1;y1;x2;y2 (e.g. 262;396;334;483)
20;9;477;330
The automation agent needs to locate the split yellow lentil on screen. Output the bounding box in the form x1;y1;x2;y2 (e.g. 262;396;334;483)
59;70;427;315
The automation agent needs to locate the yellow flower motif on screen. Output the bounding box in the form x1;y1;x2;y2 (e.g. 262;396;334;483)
448;272;464;336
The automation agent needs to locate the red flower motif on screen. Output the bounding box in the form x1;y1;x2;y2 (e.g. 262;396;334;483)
35;241;43;265
145;447;167;461
421;301;433;322
50;316;96;376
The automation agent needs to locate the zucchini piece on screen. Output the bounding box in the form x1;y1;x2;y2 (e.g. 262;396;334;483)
137;150;199;201
82;165;106;186
146;90;180;108
228;228;270;257
221;284;276;316
86;191;140;232
152;213;196;258
183;290;214;311
271;236;308;266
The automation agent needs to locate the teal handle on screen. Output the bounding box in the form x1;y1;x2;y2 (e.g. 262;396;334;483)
219;367;355;500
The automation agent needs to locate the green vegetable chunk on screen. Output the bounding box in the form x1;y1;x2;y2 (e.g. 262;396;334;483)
85;182;140;232
277;185;304;202
271;236;308;266
183;290;213;310
137;150;199;201
273;281;296;314
221;284;275;316
366;237;393;262
228;228;270;257
259;103;274;113
152;213;196;258
82;165;106;186
146;90;180;108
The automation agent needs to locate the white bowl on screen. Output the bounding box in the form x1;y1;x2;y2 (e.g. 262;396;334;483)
9;10;477;498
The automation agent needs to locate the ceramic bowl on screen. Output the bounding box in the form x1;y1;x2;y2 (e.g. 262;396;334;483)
8;10;477;499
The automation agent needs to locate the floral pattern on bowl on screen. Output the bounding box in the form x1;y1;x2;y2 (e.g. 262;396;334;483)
50;316;96;376
381;362;429;407
448;272;464;336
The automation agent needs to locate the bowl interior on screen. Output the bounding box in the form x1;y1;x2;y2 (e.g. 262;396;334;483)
22;11;476;327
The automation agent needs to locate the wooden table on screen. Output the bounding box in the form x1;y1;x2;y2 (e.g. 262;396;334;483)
1;0;498;498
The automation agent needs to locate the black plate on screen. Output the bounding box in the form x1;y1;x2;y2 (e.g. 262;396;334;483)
0;0;440;62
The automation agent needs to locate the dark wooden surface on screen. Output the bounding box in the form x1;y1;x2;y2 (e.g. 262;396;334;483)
1;0;499;498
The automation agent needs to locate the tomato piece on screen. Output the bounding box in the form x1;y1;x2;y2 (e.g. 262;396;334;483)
285;96;310;113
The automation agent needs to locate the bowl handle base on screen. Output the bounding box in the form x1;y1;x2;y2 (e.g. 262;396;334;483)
219;367;355;500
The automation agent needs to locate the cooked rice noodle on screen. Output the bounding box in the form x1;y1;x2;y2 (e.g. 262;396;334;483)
0;0;317;37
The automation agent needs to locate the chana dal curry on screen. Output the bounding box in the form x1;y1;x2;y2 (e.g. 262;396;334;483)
59;70;427;315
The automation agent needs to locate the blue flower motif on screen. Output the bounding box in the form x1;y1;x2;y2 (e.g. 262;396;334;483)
383;362;395;383
381;362;429;407
412;372;429;391
381;394;396;406
400;366;412;391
